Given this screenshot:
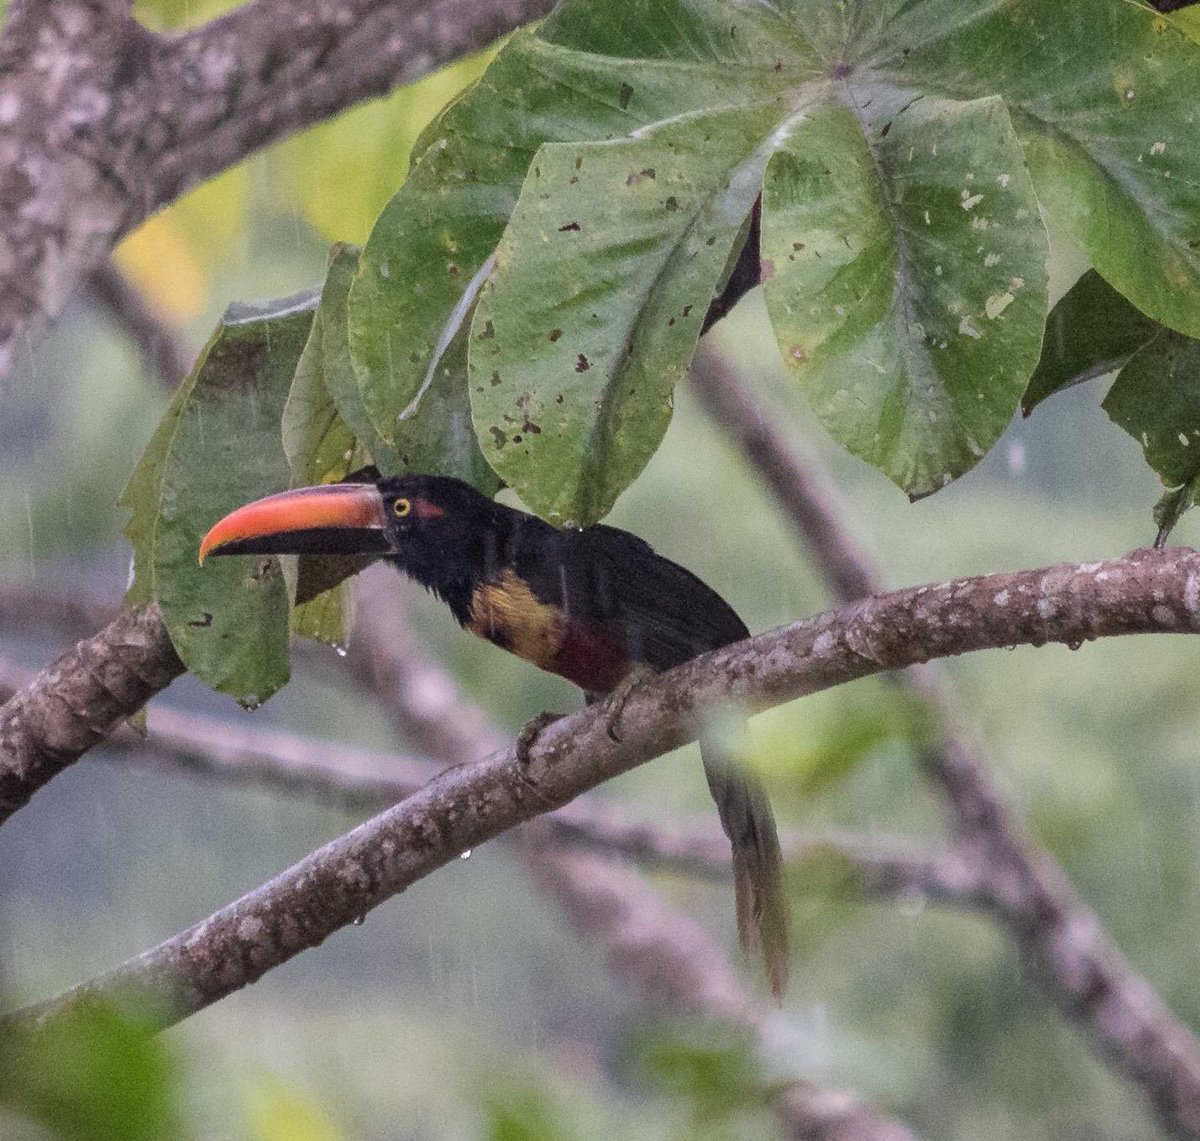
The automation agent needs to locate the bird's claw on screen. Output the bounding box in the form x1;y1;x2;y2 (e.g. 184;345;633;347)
516;710;565;768
603;665;657;743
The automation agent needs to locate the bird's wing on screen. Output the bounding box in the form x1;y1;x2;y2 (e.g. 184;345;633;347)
567;524;749;668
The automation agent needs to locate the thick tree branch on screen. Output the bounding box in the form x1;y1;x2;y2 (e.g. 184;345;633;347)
154;0;554;209
8;548;1200;1035
0;603;183;824
0;0;141;376
0;0;553;377
2;651;943;895
690;350;1200;1140
346;572;978;902
913;690;1200;1140
0;653;963;903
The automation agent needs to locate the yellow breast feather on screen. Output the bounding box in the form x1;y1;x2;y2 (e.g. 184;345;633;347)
465;569;565;671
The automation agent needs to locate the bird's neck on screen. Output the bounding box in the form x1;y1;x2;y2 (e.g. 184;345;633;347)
389;501;539;626
389;545;481;625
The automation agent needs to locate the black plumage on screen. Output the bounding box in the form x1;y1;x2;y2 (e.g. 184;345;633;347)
201;472;790;995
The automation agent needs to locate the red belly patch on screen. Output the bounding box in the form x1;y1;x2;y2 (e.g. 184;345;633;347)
552;621;631;694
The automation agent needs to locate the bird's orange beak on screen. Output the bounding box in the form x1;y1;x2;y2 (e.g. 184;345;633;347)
199;483;392;564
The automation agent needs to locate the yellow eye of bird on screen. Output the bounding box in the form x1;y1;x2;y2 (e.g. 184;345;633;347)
393;498;412;518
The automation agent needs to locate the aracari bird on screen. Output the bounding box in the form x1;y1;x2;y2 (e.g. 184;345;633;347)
200;472;789;995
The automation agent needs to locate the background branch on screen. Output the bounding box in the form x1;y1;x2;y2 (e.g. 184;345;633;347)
690;347;1200;1140
532;851;918;1141
0;583;119;646
690;348;879;601
87;260;192;390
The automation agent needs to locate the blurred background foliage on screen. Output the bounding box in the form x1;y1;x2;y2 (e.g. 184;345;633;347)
2;2;1199;1138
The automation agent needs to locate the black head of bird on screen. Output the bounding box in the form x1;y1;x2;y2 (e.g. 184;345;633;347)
200;471;791;997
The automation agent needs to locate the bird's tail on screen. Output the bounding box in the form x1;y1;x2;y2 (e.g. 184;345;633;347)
701;737;790;999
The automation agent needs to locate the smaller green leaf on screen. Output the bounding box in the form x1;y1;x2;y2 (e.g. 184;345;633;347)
123;379;191;607
292;582;353;649
282;283;360;489
482;1083;577;1141
1022;270;1161;416
619;1019;763;1125
1154;480;1197;548
0;1001;183;1141
124;292;318;704
305;245;402;474
1103;332;1200;489
330;240;495;491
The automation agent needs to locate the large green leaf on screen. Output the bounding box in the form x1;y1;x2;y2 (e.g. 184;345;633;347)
343;0;1200;507
1174;6;1200;47
537;0;823;67
123;293;316;704
283;244;499;644
347;23;803;452
1021;270;1163;416
470;108;780;523
281;247;377;648
761;99;1047;496
868;0;1200;340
